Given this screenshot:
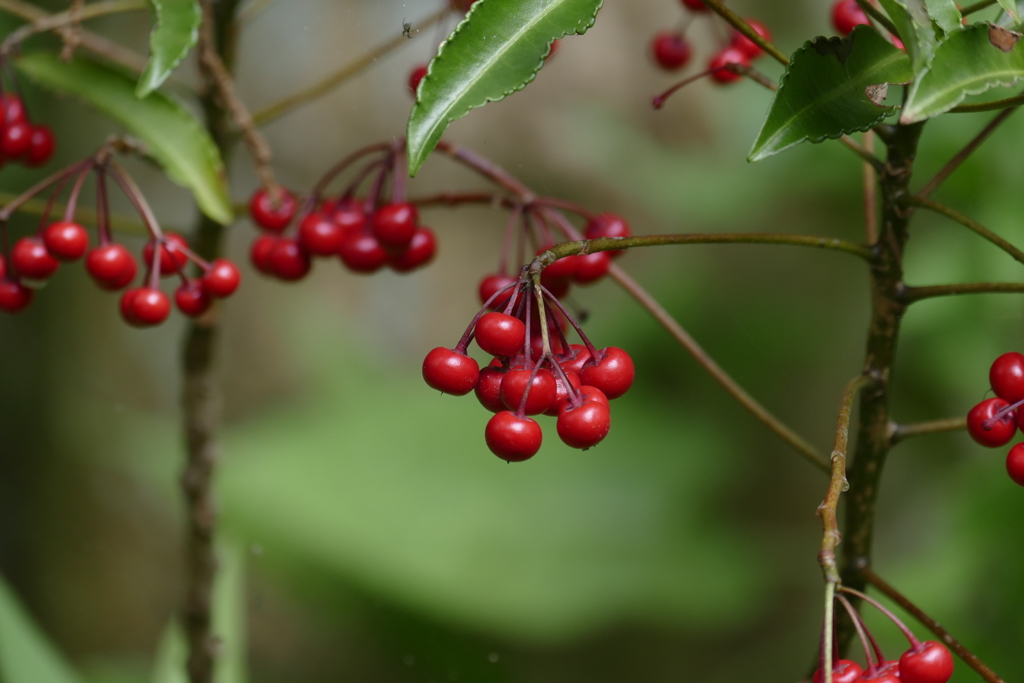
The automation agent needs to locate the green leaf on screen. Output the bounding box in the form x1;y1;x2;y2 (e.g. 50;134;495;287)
406;0;603;176
136;0;201;97
902;22;1024;122
0;573;84;683
17;52;232;225
748;27;912;162
878;0;938;72
925;0;963;33
997;0;1020;22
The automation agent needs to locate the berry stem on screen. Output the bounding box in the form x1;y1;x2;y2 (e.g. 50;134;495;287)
106;160;164;239
852;0;902;40
523;287;534;368
981;397;1024;429
532;196;597;222
61;164;94;223
95;168;112;246
434;140;536;202
35;170;78;235
697;0;790;65
836;593;881;668
0;158;94;221
310;142;391;202
823;582;837;683
533;276;552;359
539;285;601;359
362;157;392;215
391;141;408;204
652;69;717;109
454;282;519;354
839;586;920;647
498;204;523;276
340;157;389;203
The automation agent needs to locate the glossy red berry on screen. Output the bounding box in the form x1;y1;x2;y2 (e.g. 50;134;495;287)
861;661;901;683
680;0;708;11
651;31;693;70
298;211;345;256
249;187;297;232
730;19;772;60
475;366;507;413
967;397;1017;447
0;121;32;158
339;232;388;273
143;232;189;275
269;239;312;281
86;243;137;290
546;370;582;416
584;213;631;258
389;226;437;273
541;252;578;282
899;641;954;683
175;280;212;317
573;252;610;284
557;401;611;449
559;344;592;375
24;125;55;167
832;0;870;35
409;64;428;95
42;220;89;261
12;237;59;280
500;367;556;415
812;660;863;683
371;203;418;253
0;254;5;279
2;94;26;125
485;411;543;462
479;273;517;308
581;347;635;399
0;279;34;313
123;287;171;327
330;203;366;235
250;234;279;275
708;48;750;84
423;347;480;395
989;352;1024;402
475;312;527;358
1006;443;1024;486
202;258;241;298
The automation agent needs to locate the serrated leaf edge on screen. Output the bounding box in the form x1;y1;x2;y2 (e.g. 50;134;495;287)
136;0;201;98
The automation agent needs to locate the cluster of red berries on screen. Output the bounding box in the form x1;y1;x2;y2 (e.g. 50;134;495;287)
649;0;771;85
814;589;954;683
422;277;634;462
965;352;1024;487
0;93;54;169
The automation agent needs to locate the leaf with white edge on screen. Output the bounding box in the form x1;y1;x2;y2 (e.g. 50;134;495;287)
406;0;604;176
925;0;963;33
17;52;232;224
878;0;938;72
902;22;1024;122
137;0;201;97
748;27;912;162
0;574;84;683
997;0;1020;22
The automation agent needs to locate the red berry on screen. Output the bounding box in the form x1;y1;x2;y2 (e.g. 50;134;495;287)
143;232;189;275
1006;443;1024;486
485;411;543;462
202;258;241;298
449;0;479;11
422;347;480;395
557;401;611;449
651;31;693;70
24;125;55;167
0;254;5;279
249;187;297;232
500;367;556;415
730;19;772;60
339;232;388;273
545;370;581;416
2;94;26;125
584;213;631;258
899;641;954;683
812;660;863;683
476;312;527;358
298;211;345;256
372;203;418;253
540;251;578;281
11;237;59;280
860;661;901;683
581;347;635;399
559;344;592;375
270;238;312;281
832;0;869;35
86;243;137;290
573;252;610;284
124;287;171;327
680;0;708;11
409;64;428;95
175;280;212;317
967;397;1017;447
250;235;279;275
0;279;33;313
330;203;366;235
578;385;610;408
389;226;437;273
479;273;518;308
42;220;89;261
475;366;507;413
990;352;1024;402
547;38;561;60
1;121;32;158
708;48;750;84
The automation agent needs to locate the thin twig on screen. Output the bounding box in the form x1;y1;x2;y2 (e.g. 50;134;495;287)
0;0;146;56
699;0;789;65
917;108;1017;199
889;416;966;445
854;0;901;38
0;190;148;234
950;90;1024;114
533;233;875;261
841;136;885;172
903;281;1024;302
862;131;877;245
60;0;85;61
960;0;997;15
252;7;449;126
903;195;1024;266
859;566;1006;683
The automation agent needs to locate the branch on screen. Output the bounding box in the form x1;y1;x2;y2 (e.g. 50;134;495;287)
959;0;997;14
889;417;966;445
916;108;1017;199
859;566;1006;683
0;0;145;56
950;90;1024;114
854;0;901;39
252;8;449;126
903;281;1024;302
818;375;872;584
902;195;1024;266
698;0;789;65
842;135;885;173
863;131;877;245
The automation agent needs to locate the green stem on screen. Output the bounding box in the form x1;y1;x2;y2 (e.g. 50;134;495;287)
854;0;901;40
699;0;790;65
959;0;997;15
903;281;1024;302
950;91;1024;113
903;195;1024;266
917;108;1017;198
889;416;966;445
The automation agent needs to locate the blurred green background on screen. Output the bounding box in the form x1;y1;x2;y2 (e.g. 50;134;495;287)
1;1;1023;681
